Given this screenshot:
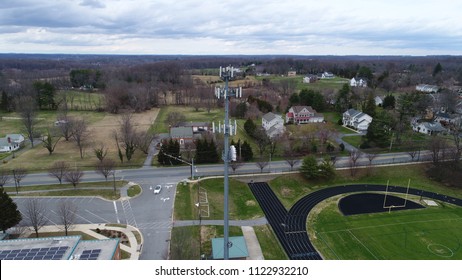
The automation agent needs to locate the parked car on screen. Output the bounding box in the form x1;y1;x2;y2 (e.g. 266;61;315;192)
154;185;162;194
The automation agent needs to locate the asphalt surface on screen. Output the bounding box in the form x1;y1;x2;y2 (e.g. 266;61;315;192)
249;182;462;260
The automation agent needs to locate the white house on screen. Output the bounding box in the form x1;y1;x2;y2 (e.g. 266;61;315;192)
286;106;324;124
412;121;446;135
262;112;285;138
320;72;335;79
303;75;317;84
374;96;383;106
416;84;439;93
342;109;372;132
0;134;25;153
350;77;367;87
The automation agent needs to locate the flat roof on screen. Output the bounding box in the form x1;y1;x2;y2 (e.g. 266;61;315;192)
0;236;80;260
0;235;119;260
212;236;249;259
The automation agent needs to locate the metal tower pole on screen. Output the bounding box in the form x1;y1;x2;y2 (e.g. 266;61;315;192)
223;72;230;260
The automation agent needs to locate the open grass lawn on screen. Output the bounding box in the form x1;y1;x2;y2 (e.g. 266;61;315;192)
253;224;288;260
255;75;349;92
174;178;264;221
170;225;243;260
309;200;462;259
5;180;126;200
56;90;105;111
153;106;225;134
0;109;157;171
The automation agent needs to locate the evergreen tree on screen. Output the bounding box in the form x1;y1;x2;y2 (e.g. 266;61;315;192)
300;155;319;179
33;81;56;110
0;189;22;233
363;93;376;117
207;139;219;163
335;84;351;113
382;94;396;109
240;140;253;161
244;118;256;137
0;91;8;111
433;62;443;77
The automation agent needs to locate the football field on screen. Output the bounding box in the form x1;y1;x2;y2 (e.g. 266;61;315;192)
311;201;462;260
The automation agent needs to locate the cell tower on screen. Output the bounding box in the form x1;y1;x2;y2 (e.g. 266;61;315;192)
215;66;242;260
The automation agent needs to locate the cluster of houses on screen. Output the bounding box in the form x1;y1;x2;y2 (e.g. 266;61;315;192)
411;110;461;135
262;105;326;138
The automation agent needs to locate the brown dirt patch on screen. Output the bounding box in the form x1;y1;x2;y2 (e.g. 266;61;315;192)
245;200;256;206
281;187;293;197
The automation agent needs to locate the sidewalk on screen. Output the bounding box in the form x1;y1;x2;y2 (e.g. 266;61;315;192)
33;223;143;260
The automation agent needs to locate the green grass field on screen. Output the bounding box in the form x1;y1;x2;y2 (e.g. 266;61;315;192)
310;200;462;259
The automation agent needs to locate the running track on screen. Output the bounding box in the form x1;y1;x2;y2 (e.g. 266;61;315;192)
248;182;462;260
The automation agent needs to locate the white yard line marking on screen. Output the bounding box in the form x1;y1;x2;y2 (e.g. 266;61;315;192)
348;229;378;260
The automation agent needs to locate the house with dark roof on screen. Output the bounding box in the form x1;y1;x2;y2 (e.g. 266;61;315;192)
342;109;372;132
262;112;285;138
286;106;324;124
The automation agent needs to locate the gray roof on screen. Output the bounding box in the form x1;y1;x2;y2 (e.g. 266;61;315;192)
177;121;210;127
170;126;193;138
262;112;279;122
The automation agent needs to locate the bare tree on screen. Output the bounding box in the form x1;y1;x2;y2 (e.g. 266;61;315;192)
136;130;155;155
283;149;300;171
94;142;108;162
48;161;70;184
42;128;61;155
118;114;138;161
0;170;11;187
18;96;37;147
58;116;75;141
65;169;84;189
366;153;377;176
95;158;116;181
12;168;27;194
72;119;88;159
255;157;269;173
254;128;270;157
57;201;77;236
348;151;362;177
165;111;186;127
230;160;244;174
24;198;47;237
428;136;445;166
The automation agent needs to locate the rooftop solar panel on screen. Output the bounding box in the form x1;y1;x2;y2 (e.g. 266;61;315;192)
0;246;70;260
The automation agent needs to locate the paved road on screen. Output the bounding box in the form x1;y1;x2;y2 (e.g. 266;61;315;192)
8;150;435;259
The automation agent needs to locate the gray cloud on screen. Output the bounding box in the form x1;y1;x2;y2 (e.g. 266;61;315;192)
0;0;460;55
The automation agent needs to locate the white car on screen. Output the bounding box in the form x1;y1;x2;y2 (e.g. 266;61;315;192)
153;185;162;194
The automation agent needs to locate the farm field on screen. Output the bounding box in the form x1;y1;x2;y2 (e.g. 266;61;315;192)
309;198;462;259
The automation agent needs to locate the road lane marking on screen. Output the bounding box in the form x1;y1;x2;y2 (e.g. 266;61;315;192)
84;209;110;223
113;201;120;223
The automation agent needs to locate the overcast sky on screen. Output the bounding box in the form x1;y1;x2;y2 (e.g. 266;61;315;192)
0;0;461;56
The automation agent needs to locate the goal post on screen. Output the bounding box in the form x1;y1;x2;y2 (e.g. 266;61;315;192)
383;179;411;211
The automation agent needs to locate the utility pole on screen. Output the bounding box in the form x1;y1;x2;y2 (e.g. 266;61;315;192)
215;66;242;260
